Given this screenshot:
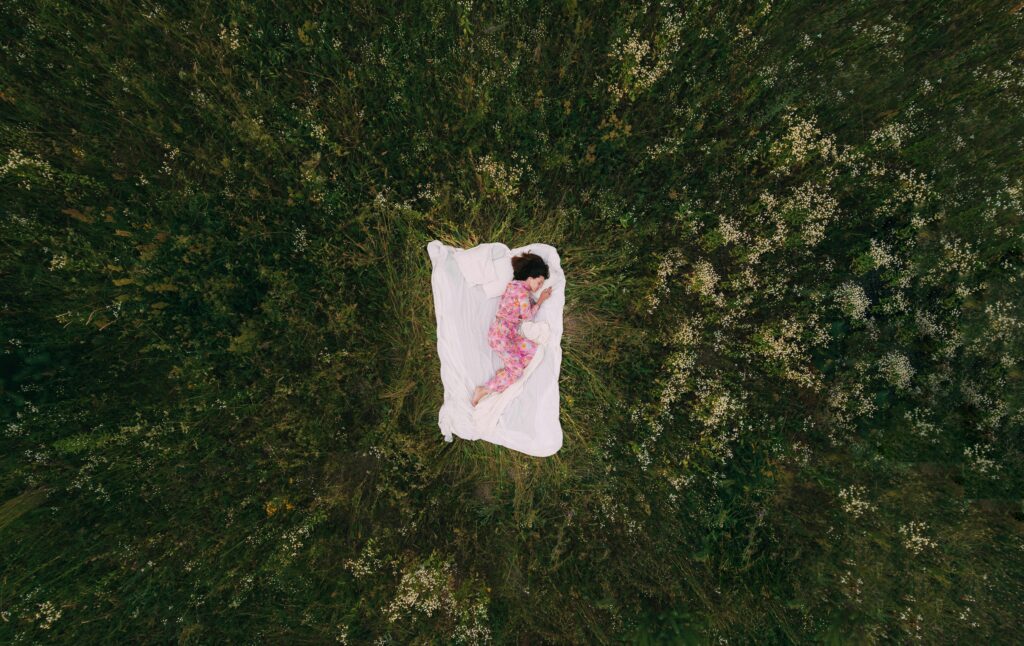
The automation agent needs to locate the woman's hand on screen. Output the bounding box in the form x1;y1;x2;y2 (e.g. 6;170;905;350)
537;287;553;303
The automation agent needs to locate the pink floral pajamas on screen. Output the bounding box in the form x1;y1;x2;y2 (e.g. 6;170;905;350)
483;280;540;393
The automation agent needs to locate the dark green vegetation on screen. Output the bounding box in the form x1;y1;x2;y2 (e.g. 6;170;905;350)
2;0;1023;642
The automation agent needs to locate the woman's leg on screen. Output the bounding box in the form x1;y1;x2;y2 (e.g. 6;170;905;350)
483;333;524;393
479;324;533;397
483;362;514;393
483;327;508;392
485;347;528;393
514;335;538;360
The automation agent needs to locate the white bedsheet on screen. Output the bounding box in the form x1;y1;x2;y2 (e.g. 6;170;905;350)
426;240;564;457
452;242;512;298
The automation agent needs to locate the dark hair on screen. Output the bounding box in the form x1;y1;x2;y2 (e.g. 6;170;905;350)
511;251;549;281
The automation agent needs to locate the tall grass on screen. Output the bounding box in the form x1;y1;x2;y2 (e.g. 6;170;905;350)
1;0;1022;643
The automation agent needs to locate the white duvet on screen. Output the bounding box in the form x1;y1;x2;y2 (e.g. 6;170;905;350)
426;239;564;457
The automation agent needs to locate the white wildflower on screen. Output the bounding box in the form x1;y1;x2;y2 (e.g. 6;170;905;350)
868;238;896;269
964;443;1002;479
48;253;68;271
604;27;675;102
870;121;912;149
834;282;871;321
219;23;241;50
646;248;686;314
293;226;309;254
344;538;384;579
689;259;719;297
899;521;938;555
878;351;914;390
838;485;877;519
32;600;63;630
475;154;523;199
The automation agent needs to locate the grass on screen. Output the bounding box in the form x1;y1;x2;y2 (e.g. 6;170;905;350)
1;0;1023;643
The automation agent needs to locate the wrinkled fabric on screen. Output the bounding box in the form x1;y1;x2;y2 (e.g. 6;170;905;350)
452;243;513;298
426;240;564;457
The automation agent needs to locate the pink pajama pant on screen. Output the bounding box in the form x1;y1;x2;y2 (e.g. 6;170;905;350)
483;318;538;393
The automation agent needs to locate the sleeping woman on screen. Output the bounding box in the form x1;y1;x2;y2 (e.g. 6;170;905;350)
471;251;553;407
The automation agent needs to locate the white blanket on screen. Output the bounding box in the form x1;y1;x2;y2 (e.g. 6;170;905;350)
451;242;513;298
426;240;564;457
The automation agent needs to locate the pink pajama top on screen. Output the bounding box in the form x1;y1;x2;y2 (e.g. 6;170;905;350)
493;280;540;325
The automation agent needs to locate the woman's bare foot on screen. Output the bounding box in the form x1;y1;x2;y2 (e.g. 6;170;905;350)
471;386;490;407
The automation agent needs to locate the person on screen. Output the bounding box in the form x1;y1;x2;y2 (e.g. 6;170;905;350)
472;252;553;407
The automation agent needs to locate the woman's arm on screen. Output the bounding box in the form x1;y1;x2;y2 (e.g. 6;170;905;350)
518;290;540;320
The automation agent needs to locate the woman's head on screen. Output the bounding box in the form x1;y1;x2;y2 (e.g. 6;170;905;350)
511;251;549;292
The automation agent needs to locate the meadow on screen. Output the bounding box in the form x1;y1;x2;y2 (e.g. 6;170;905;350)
1;0;1023;643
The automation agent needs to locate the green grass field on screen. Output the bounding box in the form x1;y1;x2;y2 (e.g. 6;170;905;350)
2;0;1023;642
